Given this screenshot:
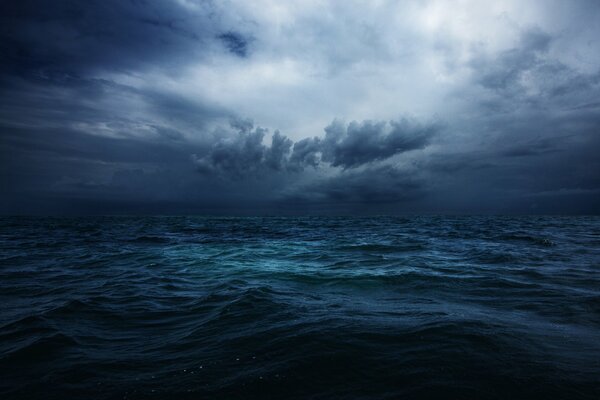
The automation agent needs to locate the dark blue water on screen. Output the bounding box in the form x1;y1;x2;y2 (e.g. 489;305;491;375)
1;216;599;399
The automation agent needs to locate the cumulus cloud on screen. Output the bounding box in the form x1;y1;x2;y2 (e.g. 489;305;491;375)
265;131;294;170
321;119;439;169
192;122;278;178
288;137;322;170
191;117;437;179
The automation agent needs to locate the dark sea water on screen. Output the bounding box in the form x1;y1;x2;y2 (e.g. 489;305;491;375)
1;216;599;399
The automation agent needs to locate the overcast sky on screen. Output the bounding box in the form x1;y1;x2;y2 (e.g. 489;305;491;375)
1;0;599;214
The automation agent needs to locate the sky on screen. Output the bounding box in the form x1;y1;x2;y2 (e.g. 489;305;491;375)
1;0;599;215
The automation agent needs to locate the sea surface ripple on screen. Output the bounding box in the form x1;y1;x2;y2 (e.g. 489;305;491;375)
1;216;599;399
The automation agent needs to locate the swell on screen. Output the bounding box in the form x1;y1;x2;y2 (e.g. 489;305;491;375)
1;216;599;399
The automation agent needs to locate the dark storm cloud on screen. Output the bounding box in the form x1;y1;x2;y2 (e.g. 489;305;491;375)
1;1;599;215
192;123;273;178
426;25;600;214
0;72;228;150
218;31;251;57
265;131;293;170
416;108;600;213
474;29;552;93
191;119;296;178
321;119;438;168
288;165;423;204
500;137;561;158
190;118;438;179
288;137;322;170
0;0;234;213
190;120;319;178
468;29;600;112
0;0;218;76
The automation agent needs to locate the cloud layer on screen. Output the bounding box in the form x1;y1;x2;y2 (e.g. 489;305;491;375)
1;0;599;214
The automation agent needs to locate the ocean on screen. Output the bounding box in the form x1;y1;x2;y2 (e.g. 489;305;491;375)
1;216;599;399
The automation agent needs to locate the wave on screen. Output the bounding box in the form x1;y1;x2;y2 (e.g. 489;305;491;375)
1;215;599;399
495;234;556;246
127;235;172;244
2;333;79;363
336;243;426;253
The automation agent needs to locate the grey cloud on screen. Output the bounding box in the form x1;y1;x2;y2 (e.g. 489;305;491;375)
0;72;229;139
500;137;562;158
191;117;438;179
230;117;255;133
265;131;293;170
0;0;224;77
193;128;267;178
470;28;600;113
321;119;438;169
1;2;600;215
416;109;600;213
192;121;296;178
0;74;226;214
284;165;424;206
474;29;552;93
288;137;322;170
218;31;251;57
